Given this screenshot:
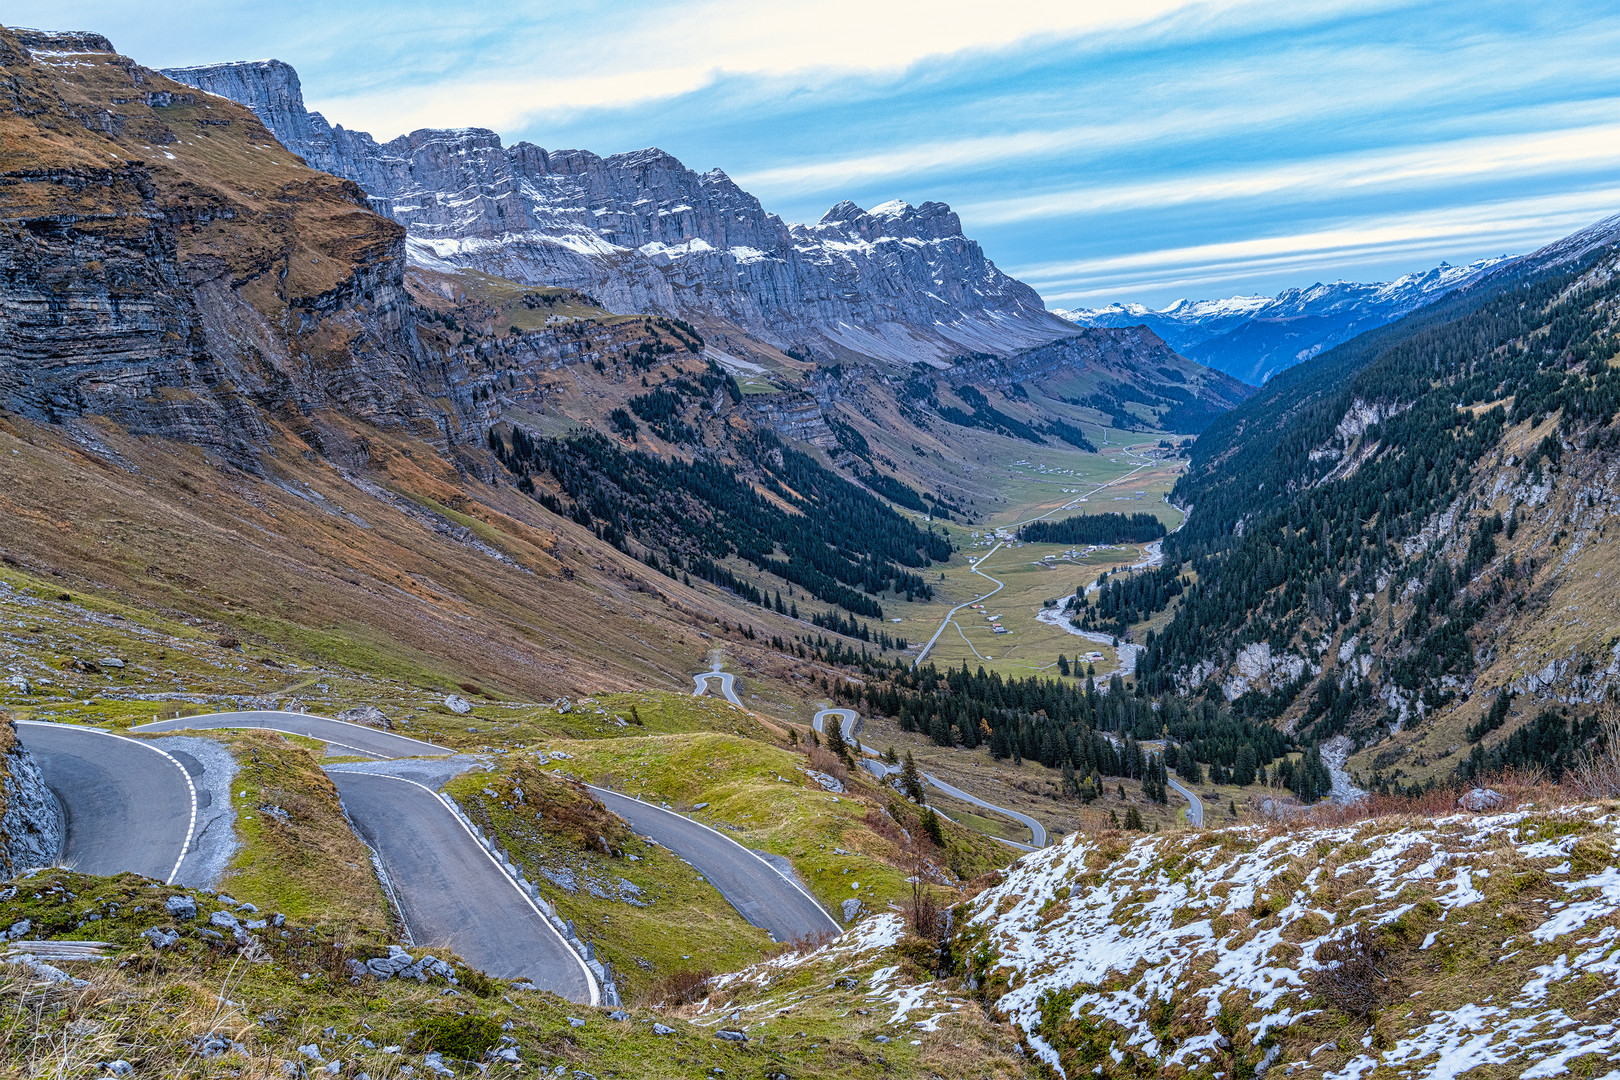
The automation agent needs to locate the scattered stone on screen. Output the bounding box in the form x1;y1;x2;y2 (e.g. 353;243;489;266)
142;927;180;949
873;1035;891;1044
491;1047;520;1063
421;1051;454;1076
567;1016;586;1028
841;898;863;922
715;1029;748;1043
101;1061;133;1076
209;910;241;932
297;1045;323;1062
5;918;31;940
692;802;709;810
652;1023;676;1036
165;895;197;920
606;1010;629;1022
216;895;239;906
444;694;472;715
98;657;125;669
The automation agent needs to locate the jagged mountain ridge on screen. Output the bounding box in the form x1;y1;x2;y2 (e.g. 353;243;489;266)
160;59;1076;367
1057;255;1516;384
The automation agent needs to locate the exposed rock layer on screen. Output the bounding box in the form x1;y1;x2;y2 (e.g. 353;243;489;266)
161;60;1075;365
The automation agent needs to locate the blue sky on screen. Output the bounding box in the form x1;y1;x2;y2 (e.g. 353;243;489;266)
18;0;1620;309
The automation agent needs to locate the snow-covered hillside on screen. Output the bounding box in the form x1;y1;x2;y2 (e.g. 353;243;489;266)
964;805;1620;1078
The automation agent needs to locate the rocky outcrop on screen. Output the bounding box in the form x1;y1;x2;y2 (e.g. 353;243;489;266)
1;716;62;875
946;325;1253;419
162;60;1075;366
0;26;453;457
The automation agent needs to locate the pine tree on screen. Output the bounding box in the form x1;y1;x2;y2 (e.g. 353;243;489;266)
901;752;924;803
1125;807;1144;830
921;807;945;847
826;718;850;763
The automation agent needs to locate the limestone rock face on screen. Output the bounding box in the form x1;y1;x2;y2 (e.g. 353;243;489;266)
1;717;62;875
0;26;454;457
163;61;1075;365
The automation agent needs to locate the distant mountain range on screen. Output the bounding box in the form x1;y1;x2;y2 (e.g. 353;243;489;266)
161;60;1075;367
1054;256;1516;384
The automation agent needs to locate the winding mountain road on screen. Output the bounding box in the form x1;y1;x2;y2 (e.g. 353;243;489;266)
811;708;1047;849
132;707;838;982
16;721;200;886
586;786;839;942
915;454;1160;668
691;664;742;706
1167;777;1205;827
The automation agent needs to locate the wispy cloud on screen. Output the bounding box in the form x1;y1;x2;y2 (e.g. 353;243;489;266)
962;122;1620;226
1022;187;1620;302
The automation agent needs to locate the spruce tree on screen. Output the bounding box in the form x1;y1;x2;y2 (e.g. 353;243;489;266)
901;752;924;803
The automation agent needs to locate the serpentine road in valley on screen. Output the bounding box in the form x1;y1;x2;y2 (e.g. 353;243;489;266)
914;455;1159;668
691;664;742;706
130;708;838;981
812;708;1047;849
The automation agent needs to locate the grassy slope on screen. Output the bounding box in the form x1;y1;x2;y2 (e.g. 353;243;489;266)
543;731;1012;916
205;729;391;931
442;759;776;1000
0;871;1027;1080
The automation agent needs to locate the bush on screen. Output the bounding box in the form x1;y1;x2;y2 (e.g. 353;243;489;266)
411;1014;501;1059
1306;925;1393;1018
643;967;712;1005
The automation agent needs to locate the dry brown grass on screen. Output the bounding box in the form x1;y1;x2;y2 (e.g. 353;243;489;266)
1301;766;1568;830
1569;709;1620;799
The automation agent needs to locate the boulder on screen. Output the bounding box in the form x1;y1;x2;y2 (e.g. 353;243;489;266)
841;898;863;922
444;695;472;715
1458;788;1506;812
165;895;198;920
337;705;390;728
715;1029;748;1043
208;910;240;932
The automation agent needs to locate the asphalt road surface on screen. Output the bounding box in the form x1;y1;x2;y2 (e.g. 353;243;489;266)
690;666;742;706
16;721;198;885
1167;777;1205;827
329;771;597;1003
587;785;839;942
811;709;1047;848
134;711;448;758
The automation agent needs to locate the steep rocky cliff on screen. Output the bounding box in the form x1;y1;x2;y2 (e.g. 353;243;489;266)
947;325;1253;431
0;715;61;876
161;60;1075;366
0;28;440;457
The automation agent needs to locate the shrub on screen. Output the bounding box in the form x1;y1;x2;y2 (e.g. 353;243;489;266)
411;1014;501;1059
643;967;712;1005
1306;925;1393;1018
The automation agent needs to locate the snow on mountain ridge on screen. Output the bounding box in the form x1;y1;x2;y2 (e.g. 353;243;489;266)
162;59;1072;365
1056;254;1517;383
